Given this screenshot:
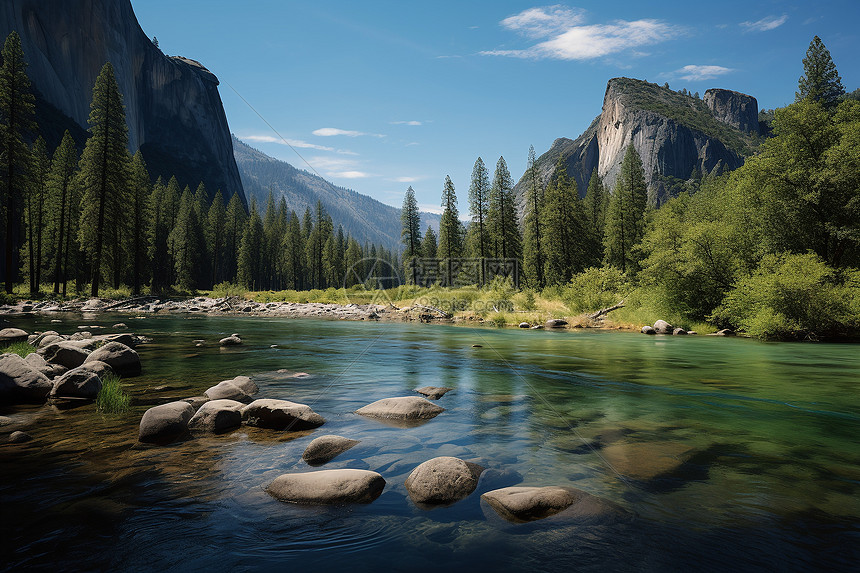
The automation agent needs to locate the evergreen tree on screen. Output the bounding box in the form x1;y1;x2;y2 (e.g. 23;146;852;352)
261;189;278;290
542;158;585;285
77;62;130;297
400;186;422;283
223;191;246;283
147;177;171;292
523;146;545;289
23;137;49;294
168;187;204;291
0;31;35;293
48;131;79;295
305;200;332;288
797;36;845;109
468;157;490;283
422;226;438;259
127;151;151;294
604;145;647;273
237;196;262;289
283;210;305;289
343;236;363;287
487;156;521;262
206;189;226;286
582;169;608;266
437;176;463;286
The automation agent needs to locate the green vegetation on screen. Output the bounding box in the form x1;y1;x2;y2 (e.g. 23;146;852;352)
96;374;130;414
1;341;36;357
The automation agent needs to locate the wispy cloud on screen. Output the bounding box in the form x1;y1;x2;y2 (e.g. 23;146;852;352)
390;120;423;126
674;64;734;81
390;176;421;183
313;127;385;138
330;170;373;179
482;6;678;60
241;134;334;152
740;14;788;32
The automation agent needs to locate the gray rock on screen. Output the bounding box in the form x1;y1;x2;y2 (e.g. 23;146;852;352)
405;457;485;506
187;399;244;433
518;322;530;328
653;320;674;334
641;325;656;335
50;366;102;400
223;375;258;395
356;396;444;422
219;335;242;347
241;399;325;430
415;386;453;400
182;396;210;410
704;88;760;135
204;380;249;401
31;331;59;346
37;334;63;348
138;401;195;444
266;469;385;504
0;415;14;427
8;430;32;444
0;353;53;403
302;435;360;465
482;485;631;524
0;328;29;343
96;333;137;348
41;341;90;369
113;323;128;329
78;360;114;379
545;319;568;328
85;342;141;376
530;325;544;330
673;328;688;335
714;329;735;336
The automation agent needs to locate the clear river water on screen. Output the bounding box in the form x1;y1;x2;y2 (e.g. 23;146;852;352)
1;314;858;572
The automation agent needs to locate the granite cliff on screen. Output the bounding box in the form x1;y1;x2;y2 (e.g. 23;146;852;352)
515;77;762;207
0;0;245;205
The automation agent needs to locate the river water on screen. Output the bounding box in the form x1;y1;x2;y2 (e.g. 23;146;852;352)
1;314;858;571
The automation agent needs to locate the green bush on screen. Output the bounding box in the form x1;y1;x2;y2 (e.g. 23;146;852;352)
1;341;36;357
210;282;248;298
564;267;630;313
96;374;131;414
712;253;860;339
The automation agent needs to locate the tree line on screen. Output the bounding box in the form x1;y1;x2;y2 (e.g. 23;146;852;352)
0;31;395;297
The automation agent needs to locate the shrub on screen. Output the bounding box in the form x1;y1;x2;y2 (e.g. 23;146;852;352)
712;252;860;339
210;282;247;299
96;374;131;414
564;267;630;313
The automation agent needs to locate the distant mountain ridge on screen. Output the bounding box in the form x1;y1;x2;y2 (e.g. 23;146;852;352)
515;77;763;207
233;136;440;251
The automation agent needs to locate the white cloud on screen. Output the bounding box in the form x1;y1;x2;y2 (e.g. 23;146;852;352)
483;7;678;61
406;142;420;147
674;64;734;81
740;14;788;32
313;127;385;138
240;134;335;152
391;176;421;183
390;120;423;126
330;170;373;179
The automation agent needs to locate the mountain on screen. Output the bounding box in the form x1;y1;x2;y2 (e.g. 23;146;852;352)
515;77;763;207
0;0;245;205
233;136;440;251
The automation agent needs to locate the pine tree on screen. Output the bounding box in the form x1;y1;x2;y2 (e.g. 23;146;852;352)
468;157;490;283
77;62;130;297
168;187;204;291
582;169;608;267
796;36;845;109
523;146;545;289
237;196;262;289
422;226;438;259
126;151;151;294
438;175;463;286
604;145;647;273
147;177;170;292
400;186;422;283
487;156;521;262
48;131;79;295
24;137;49;294
542;158;585;285
283;210;305;289
206;189;226;286
223;191;246;283
343;237;363;287
0;31;35;293
261;189;278;290
305;200;332;289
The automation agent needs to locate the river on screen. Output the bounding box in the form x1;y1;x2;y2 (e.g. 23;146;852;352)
1;314;858;571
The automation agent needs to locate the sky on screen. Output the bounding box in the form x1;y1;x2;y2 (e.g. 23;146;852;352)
133;1;859;214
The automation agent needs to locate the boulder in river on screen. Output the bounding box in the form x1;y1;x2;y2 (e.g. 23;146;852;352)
546;319;568;328
302;434;360;465
482;485;632;524
241;399;325;430
356;396;444;423
519;322;530;328
653;320;674;334
187;399;244;433
0;353;53;404
404;456;485;506
0;328;29;343
78;360;114;379
673;328;688;335
415;386;453;400
138;401;195;444
641;325;656;335
219;335;242;347
85;342;141;376
41;341;90;369
600;442;695;481
50;366;102;400
223;375;258;395
204;380;250;402
266;469;385;504
8;430;33;444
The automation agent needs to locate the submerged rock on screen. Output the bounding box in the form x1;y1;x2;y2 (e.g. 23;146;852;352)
302;434;360;465
187;399;244;433
267;469;385;504
600;442;695;481
138;401;195;444
85;342;141;376
50;366;102;400
415;386;453;400
0;353;53;404
241;399;325;430
404;456;485;506
356;396;444;422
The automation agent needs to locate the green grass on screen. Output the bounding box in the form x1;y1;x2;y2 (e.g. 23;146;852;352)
1;341;37;357
96;374;131;414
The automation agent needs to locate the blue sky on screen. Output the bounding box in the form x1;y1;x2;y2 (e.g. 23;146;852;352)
133;1;859;214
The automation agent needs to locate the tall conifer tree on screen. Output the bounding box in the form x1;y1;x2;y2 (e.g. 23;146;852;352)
400;186;422;283
468;157;490;283
523;146;545;288
49;131;79;295
796;36;845;109
604;145;647;273
438;175;463;286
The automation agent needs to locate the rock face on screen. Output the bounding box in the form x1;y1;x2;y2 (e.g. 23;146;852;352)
356;397;444;422
138;401;195;444
404;457;485;506
187;399;244;433
85;342;141;376
515;77;756;208
0;353;53;403
241;399;325;430
267;469;386;505
302;435;360;465
0;0;245;205
704;89;760;135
